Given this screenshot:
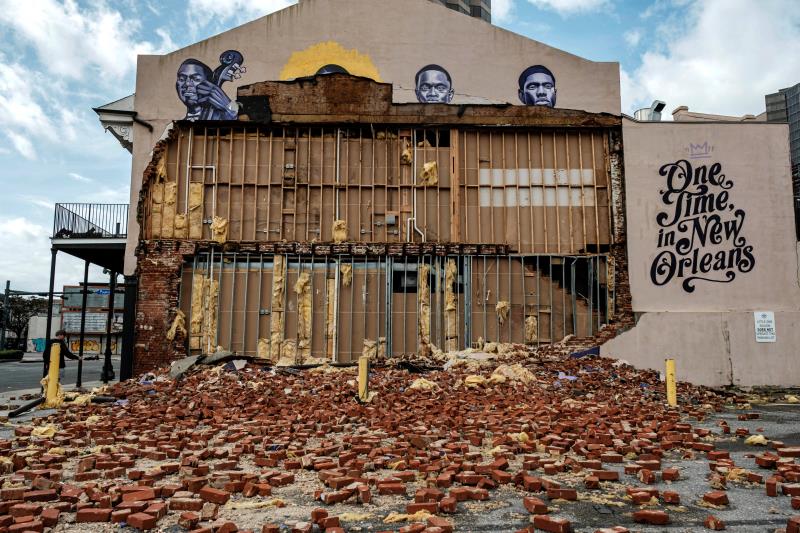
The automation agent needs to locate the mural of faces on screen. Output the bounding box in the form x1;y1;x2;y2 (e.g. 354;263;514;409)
316;64;349;75
518;65;556;108
415;64;454;104
176;50;246;121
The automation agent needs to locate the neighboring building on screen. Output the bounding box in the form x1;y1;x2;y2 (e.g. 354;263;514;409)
765;84;800;238
91;0;798;387
26;299;62;352
672;106;765;122
59;283;124;355
429;0;491;21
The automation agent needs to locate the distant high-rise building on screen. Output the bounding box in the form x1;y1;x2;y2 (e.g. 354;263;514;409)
765;83;800;237
429;0;491;22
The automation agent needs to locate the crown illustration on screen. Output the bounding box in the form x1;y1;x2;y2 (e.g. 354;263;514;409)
686;142;713;158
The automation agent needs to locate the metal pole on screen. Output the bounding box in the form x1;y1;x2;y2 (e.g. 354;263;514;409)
43;248;57;378
120;275;137;380
0;280;9;349
76;261;89;388
101;272;116;383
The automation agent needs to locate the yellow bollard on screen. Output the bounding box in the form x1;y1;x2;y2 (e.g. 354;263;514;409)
665;358;677;407
358;355;369;402
46;343;61;405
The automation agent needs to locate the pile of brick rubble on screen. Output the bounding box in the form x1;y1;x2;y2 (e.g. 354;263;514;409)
2;346;800;533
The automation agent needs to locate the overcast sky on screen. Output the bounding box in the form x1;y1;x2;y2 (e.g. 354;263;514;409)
1;0;799;291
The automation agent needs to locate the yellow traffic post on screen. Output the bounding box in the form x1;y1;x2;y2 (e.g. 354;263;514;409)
665;358;677;407
45;343;61;406
358;355;369;402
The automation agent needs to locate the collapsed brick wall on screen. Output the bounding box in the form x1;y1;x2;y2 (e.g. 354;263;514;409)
134;240;195;375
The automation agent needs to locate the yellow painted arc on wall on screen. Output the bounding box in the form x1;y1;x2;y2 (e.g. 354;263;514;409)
280;41;382;81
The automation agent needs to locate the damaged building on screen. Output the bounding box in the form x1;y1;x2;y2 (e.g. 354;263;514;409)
90;0;799;386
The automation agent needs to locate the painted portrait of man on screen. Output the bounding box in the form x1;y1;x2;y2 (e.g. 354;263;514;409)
176;50;245;121
518;65;557;108
414;64;454;104
316;64;349;75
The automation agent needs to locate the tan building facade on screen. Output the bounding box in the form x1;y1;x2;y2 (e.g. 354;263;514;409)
111;0;798;385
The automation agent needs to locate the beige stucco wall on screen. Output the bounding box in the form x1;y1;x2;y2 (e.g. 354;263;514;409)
602;119;800;386
123;0;620;275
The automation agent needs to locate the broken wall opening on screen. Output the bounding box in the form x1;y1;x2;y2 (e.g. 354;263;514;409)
179;252;612;362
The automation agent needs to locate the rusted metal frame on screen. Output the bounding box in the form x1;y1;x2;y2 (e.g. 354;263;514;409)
450;129;460;243
539;132;548;253
175;128;183;222
215;248;223;353
570;258;577;336
257;111;623;128
525;132;534;252
403;256;408;355
256;253;264;351
223;128;231;222
291;128;299;242
385;256;392;357
576;132;587;254
349;255;355;362
521;255;527;344
186;255;197;352
565;132;574;254
488;131;496;246
266;130;274;240
362;255;368;352
603;131;613;244
548;257;554;343
227;251;237;351
500;134;508;252
494;255;500;343
513;132;522;252
238;129;246;241
252;127;259;241
586;255;593;336
536;255;541;347
475;131;481;244
552;132;561;254
304;127;311;242
561;256;567;339
482;255;487;342
590;132;601;248
506;255;512;343
436;130;441;244
279;128;286;241
463;256;471;348
436;256;442;348
370;127;377;241
320;127;326;243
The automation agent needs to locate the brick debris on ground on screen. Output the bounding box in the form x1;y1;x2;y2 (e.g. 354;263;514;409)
1;347;799;532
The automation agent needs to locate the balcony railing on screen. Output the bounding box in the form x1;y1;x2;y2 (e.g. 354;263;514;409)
53;203;129;239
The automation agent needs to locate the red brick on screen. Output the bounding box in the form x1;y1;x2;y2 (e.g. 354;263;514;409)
76;508;112;522
704;515;726;530
128;512;158;530
523;496;548;514
199;486;230;505
531;515;572;533
40;507;59;527
633;510;669;525
703;491;729;506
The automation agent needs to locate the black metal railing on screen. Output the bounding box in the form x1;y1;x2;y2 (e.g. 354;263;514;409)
52;203;129;239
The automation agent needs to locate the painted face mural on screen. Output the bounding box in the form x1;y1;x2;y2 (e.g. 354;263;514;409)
316;64;349;75
414;65;454;104
518;65;557;108
176;50;246;121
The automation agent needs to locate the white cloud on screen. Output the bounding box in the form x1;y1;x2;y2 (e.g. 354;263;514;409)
0;0;174;82
188;0;296;33
623;0;800;117
20;196;55;210
68;173;92;183
6;132;36;160
0;217;107;292
624;28;642;47
527;0;610;16
493;0;515;24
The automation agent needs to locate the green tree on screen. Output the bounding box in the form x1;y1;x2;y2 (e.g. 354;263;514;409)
1;296;48;344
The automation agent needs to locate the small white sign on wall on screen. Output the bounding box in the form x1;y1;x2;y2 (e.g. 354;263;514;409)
754;311;776;343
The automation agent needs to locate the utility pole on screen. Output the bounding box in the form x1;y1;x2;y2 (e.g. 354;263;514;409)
0;280;9;349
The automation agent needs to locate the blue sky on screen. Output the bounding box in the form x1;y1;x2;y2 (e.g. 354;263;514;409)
1;0;799;290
